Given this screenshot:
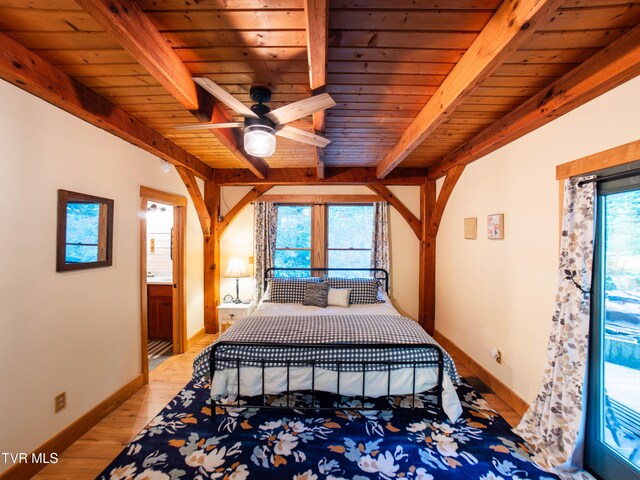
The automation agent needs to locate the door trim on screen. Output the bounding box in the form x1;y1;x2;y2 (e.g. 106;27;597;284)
139;186;188;383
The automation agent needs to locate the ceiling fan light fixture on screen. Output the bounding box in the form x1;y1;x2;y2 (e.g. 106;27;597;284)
244;124;276;157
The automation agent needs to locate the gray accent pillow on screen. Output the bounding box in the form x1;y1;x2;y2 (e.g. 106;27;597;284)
302;282;329;308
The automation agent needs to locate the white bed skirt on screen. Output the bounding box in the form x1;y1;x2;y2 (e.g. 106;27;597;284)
211;365;462;422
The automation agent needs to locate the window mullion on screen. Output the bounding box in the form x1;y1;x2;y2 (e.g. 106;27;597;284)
310;204;327;271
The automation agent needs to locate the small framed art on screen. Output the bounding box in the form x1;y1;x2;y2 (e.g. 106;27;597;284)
464;217;477;239
487;214;504;240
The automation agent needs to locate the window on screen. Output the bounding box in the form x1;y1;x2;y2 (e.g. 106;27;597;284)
274;205;312;277
273;204;373;276
327;205;373;277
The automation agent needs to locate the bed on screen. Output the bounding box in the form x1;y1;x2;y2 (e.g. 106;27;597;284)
193;268;462;422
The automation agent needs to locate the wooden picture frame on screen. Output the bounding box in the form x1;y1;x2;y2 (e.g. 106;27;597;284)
487;213;504;240
57;189;114;272
464;217;477;239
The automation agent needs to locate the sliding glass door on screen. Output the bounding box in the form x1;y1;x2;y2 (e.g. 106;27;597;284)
586;172;640;479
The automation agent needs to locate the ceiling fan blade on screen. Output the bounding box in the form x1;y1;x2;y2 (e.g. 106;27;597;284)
193;77;258;119
265;93;336;125
175;122;243;131
275;125;331;148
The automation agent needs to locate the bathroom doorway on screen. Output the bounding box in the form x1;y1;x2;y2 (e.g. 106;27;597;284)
139;186;187;383
146;200;174;371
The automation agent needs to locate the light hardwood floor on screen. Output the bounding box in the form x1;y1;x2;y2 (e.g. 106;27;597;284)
33;335;521;479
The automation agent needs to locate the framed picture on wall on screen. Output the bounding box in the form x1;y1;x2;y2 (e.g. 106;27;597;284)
464;217;477;239
487;214;504;240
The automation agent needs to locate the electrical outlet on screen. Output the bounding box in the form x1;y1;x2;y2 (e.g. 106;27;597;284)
54;392;66;413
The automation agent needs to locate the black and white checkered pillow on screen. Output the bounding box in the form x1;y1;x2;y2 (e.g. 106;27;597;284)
265;277;321;303
325;277;384;304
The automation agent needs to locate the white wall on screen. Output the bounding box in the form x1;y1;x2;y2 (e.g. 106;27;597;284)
219;185;421;318
436;76;640;403
0;79;204;471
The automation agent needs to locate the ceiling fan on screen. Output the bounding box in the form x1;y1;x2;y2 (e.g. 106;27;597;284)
175;77;336;158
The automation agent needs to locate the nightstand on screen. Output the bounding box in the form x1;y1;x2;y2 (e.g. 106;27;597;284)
217;303;253;332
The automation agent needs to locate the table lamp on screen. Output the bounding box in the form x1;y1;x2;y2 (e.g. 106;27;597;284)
223;257;249;304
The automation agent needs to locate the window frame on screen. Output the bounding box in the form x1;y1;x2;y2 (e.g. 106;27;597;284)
325;203;374;271
273;202;374;272
273;203;314;273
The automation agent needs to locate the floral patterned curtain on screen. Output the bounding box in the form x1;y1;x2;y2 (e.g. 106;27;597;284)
370;202;390;275
253;202;278;302
514;177;596;472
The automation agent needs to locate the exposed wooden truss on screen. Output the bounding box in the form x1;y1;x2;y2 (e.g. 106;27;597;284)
429;24;640;179
1;1;637;174
375;0;564;178
1;0;640;344
76;0;269;179
0;32;213;180
74;0;199;112
258;194;380;204
418;165;465;334
204;181;220;334
428;165;466;237
214;167;428;185
419;180;436;334
175;166;211;237
366;184;422;239
217;185;273;239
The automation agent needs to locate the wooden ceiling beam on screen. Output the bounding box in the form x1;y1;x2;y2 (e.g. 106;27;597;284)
429;24;640;180
375;0;564;179
76;0;269;180
75;0;198;112
304;0;329;179
214;167;428;185
0;32;213;180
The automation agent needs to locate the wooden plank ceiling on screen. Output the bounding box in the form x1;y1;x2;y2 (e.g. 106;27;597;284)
0;0;638;176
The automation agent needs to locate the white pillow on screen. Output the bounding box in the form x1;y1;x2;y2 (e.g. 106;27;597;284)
327;288;351;307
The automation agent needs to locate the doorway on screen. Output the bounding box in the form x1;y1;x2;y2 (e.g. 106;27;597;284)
139;186;187;383
586;168;640;479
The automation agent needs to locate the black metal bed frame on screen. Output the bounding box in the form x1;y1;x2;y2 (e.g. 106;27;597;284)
209;268;446;419
264;267;390;293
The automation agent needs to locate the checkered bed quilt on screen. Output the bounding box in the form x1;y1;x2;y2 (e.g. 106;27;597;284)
192;314;459;384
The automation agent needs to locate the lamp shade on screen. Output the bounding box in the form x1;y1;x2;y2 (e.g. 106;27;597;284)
223;257;249;278
244;125;276;157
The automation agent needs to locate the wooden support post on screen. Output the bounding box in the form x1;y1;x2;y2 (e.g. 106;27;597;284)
419;181;437;334
419;166;465;334
204;180;220;334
